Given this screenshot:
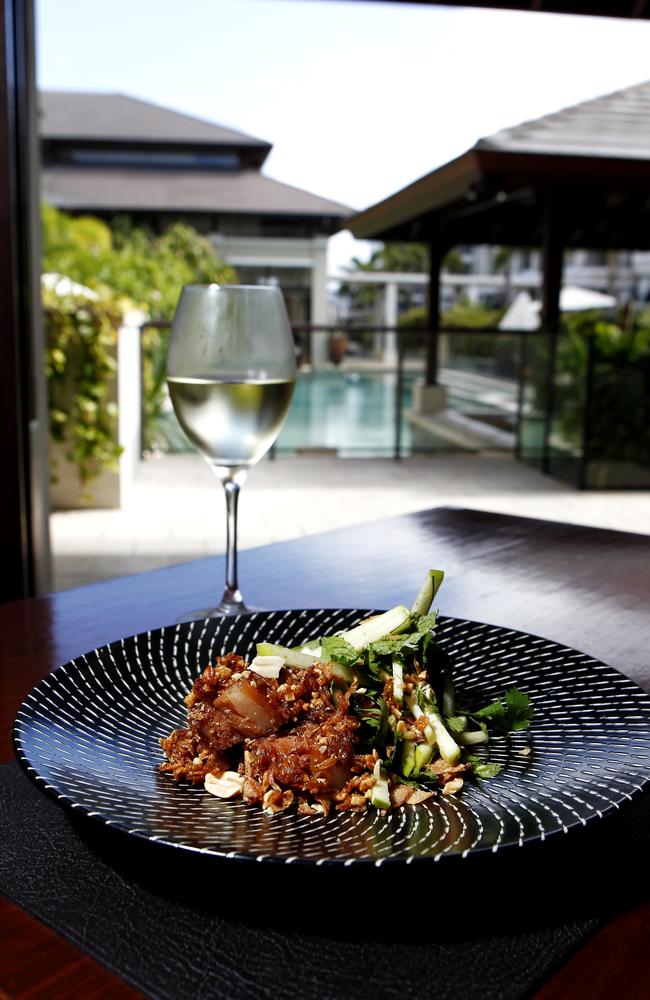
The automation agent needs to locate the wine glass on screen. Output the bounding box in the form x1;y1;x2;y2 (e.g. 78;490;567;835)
166;284;296;617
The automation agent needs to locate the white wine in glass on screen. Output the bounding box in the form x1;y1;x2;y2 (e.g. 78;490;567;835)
166;285;296;617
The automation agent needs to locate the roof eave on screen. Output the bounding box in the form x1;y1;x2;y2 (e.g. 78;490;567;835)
347;144;650;243
347;150;482;240
42;133;274;153
44;196;349;223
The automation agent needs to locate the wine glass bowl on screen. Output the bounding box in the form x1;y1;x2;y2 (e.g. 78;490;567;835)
166;285;296;617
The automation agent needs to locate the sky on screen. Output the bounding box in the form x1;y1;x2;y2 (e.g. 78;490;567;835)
36;0;650;272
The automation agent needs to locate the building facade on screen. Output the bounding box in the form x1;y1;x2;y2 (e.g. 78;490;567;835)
40;91;350;332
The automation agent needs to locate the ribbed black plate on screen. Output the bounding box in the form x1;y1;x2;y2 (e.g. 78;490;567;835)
13;610;650;866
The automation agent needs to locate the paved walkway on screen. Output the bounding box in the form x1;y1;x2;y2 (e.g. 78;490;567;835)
50;453;650;591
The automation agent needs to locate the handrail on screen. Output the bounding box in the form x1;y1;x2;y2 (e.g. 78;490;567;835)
141;319;536;338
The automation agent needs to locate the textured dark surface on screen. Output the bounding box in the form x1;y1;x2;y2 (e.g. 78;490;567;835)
6;761;650;1000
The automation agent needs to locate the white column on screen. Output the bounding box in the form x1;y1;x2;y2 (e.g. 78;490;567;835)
118;309;147;506
467;245;491;303
310;238;329;367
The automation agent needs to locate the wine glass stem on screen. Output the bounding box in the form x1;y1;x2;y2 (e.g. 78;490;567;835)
219;468;247;610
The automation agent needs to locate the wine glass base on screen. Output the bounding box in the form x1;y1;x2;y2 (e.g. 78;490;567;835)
176;603;263;623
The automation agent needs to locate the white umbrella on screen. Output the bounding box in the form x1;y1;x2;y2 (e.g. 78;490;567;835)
556;285;617;312
499;285;617;330
498;291;539;330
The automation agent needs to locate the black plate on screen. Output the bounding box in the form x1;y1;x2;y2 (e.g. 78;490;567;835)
13;609;650;866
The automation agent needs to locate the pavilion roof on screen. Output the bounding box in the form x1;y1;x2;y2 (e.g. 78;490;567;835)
479;79;650;160
348;79;650;250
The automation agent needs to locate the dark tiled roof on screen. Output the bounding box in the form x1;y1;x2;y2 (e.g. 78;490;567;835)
478;78;650;160
42;166;352;218
40;91;271;148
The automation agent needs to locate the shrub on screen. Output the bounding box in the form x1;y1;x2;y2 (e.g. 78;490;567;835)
42;205;238;463
44;286;123;489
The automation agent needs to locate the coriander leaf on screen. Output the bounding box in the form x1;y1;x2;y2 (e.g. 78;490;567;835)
370;638;405;657
471;688;534;735
445;715;468;734
364;646;391;685
504;688;534;731
472;699;505;721
464;754;504;780
415;611;438;635
321;635;360;668
372;631;422;657
356;703;382;730
393;772;438;789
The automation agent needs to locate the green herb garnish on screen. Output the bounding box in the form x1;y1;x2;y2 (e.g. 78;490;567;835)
472;688;534;734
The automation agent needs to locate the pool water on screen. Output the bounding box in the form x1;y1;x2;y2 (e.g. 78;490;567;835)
276;370;417;456
156;369;514;457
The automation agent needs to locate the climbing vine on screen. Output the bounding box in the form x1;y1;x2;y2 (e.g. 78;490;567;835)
43;286;123;488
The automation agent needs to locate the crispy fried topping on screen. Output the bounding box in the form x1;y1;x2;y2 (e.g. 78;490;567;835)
160;652;471;813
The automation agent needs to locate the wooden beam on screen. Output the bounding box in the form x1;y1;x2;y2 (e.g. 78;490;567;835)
540;193;564;476
540;195;563;330
426;233;443;385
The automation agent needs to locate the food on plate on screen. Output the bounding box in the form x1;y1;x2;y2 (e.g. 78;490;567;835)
160;572;533;814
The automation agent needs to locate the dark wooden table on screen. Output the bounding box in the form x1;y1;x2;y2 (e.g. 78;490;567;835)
1;507;649;999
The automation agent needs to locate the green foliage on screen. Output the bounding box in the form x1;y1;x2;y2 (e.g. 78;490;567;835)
472;688;534;734
441;299;505;330
141;325;176;453
492;246;512;274
42;205;237;320
44;286;123;490
42;204;238;462
397;300;505;332
552;313;650;468
339;243;428;318
441;302;514;375
442;248;468;274
397;306;427;330
396;300;515;374
349;242;429;274
462;755;504;780
346;243;465;275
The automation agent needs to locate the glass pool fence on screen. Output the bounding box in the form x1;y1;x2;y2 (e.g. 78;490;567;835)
140;324;528;461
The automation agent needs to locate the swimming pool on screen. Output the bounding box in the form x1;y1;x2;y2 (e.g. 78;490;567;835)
156;368;515;457
275;370;416;456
